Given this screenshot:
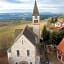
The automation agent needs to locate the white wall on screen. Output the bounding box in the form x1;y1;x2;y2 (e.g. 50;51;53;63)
32;16;40;24
8;35;37;64
32;16;40;39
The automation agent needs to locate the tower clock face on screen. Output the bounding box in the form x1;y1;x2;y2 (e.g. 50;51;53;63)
34;20;38;23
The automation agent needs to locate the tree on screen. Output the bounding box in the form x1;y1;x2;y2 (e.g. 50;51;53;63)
50;17;54;23
55;17;58;22
59;30;64;38
50;17;57;23
50;31;59;45
50;30;64;45
41;26;64;45
41;26;50;42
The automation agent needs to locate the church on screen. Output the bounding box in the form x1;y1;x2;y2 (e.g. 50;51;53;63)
7;0;40;64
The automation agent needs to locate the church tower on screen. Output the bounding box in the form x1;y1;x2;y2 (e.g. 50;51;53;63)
32;0;40;39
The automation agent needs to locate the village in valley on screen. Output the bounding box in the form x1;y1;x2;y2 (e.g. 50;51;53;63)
0;0;64;64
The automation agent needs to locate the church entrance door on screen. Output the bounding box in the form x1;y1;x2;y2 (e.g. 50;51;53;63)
19;61;28;64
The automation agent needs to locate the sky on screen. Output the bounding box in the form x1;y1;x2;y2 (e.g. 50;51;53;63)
0;0;64;13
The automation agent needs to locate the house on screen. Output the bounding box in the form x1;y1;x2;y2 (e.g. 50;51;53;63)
57;38;64;63
54;22;64;32
7;0;40;64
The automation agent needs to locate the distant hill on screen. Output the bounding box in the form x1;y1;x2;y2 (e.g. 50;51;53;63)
0;12;63;21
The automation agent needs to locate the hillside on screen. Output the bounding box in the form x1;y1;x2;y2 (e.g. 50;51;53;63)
46;16;64;31
0;16;64;50
0;20;47;50
0;12;62;20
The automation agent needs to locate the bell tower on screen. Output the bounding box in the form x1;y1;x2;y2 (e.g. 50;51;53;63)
32;0;40;39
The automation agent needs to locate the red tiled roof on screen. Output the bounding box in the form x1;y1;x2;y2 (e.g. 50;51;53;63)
57;38;64;53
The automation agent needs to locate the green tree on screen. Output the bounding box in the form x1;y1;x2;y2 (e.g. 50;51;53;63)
41;26;50;42
50;30;64;45
50;31;59;45
50;17;57;23
59;30;64;38
55;17;58;22
50;17;54;23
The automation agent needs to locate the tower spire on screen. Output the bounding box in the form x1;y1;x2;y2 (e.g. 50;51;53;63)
32;0;40;43
33;0;39;16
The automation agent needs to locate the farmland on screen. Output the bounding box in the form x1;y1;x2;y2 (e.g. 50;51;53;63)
0;20;47;50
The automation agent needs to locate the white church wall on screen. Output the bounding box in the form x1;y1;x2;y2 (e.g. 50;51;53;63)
8;35;36;64
32;16;40;38
33;24;40;38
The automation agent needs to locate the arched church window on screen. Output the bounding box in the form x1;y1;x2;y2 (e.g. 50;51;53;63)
22;40;23;44
30;62;32;64
16;62;18;64
27;50;30;56
17;50;20;57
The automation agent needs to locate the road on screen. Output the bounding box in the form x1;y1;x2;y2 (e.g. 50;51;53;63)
40;43;49;64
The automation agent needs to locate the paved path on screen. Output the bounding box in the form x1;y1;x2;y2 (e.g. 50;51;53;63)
40;43;63;64
48;51;63;64
40;44;49;64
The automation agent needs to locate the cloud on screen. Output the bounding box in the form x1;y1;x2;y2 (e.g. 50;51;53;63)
0;0;34;13
0;0;64;13
4;0;34;4
38;0;64;4
0;0;24;3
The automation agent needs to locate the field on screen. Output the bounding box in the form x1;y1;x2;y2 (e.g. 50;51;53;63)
0;20;47;64
0;20;47;50
0;17;63;64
